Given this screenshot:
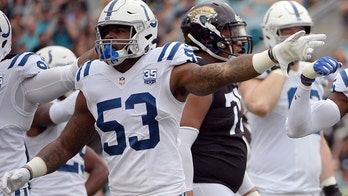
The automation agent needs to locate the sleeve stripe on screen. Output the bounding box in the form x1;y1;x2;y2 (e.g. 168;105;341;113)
76;61;92;82
18;53;34;67
157;42;171;62
157;42;182;62
340;70;348;88
167;42;181;60
8;52;34;69
8;53;21;69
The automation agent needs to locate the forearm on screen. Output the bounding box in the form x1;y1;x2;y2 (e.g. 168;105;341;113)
38;119;94;175
244;70;285;116
23;137;71;179
84;147;108;196
226;50;277;82
190;53;273;96
287;83;341;137
85;168;108;196
220;49;277;86
319;133;342;196
23;62;78;104
320;132;335;182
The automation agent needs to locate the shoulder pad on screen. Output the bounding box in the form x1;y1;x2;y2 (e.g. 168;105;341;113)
8;52;48;77
332;69;348;95
156;42;197;65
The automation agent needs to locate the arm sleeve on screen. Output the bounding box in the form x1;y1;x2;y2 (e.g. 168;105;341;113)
23;61;79;104
49;91;78;124
286;82;341;138
178;126;199;191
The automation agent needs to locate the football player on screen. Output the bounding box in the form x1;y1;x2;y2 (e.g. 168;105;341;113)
239;1;341;196
179;1;257;196
0;0;331;195
0;10;95;196
26;46;108;196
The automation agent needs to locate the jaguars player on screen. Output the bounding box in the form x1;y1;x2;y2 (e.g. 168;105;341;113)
179;1;258;196
0;0;331;195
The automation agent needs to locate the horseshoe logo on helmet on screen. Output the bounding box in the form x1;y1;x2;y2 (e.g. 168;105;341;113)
0;13;10;38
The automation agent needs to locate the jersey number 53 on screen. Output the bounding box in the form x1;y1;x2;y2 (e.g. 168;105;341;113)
96;92;160;156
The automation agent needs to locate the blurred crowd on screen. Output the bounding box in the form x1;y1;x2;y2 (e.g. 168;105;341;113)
1;0;325;55
3;0;348;195
0;0;102;56
0;0;197;55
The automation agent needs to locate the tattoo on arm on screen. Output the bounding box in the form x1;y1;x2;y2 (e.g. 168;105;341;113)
38;115;96;174
190;55;259;95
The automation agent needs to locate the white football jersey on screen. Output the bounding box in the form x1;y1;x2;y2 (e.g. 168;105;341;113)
76;42;196;196
25;92;87;196
248;62;323;195
0;52;47;186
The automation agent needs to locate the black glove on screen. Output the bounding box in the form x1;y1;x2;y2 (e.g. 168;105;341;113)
322;184;342;196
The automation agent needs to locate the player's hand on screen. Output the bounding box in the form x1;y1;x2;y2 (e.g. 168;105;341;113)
0;168;30;195
272;30;326;76
302;56;341;79
323;184;343;196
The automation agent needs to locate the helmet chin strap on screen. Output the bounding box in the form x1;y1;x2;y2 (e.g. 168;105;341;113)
188;34;230;62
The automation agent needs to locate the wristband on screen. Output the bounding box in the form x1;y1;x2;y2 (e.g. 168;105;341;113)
300;74;315;86
270;65;281;71
302;61;320;79
321;176;337;187
21;165;33;180
252;50;277;74
268;48;278;63
25;157;48;178
247;191;261;196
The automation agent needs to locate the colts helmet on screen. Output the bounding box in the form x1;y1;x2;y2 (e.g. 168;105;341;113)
36;45;77;68
262;0;313;48
0;11;12;61
181;0;253;62
95;0;158;66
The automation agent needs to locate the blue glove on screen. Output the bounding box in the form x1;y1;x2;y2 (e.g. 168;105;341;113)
313;56;341;76
302;56;342;79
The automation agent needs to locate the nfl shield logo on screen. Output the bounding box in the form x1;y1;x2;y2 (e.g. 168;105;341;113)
119;77;125;85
